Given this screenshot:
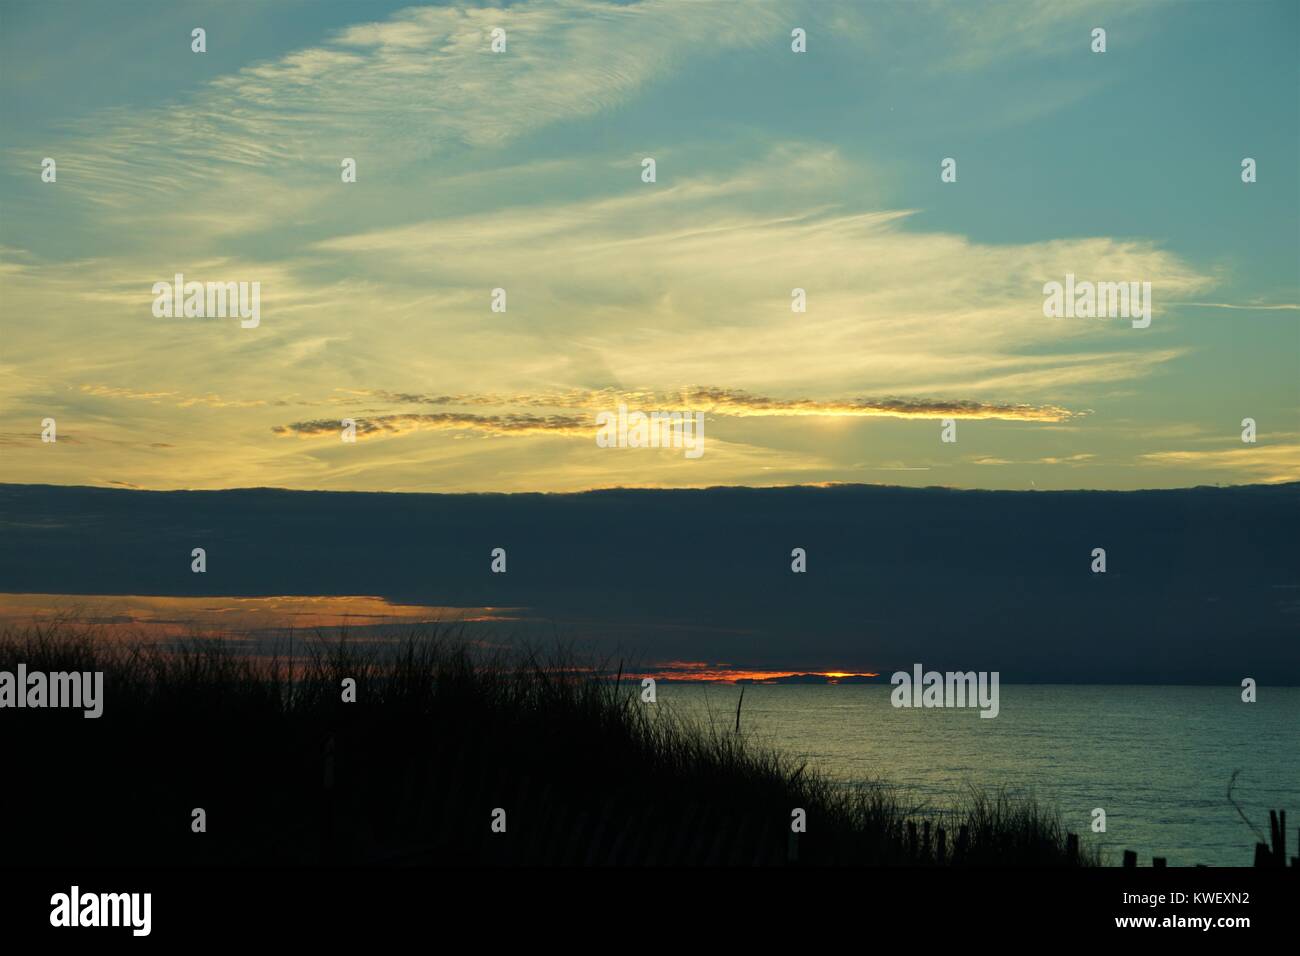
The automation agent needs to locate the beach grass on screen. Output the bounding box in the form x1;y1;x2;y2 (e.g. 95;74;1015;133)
0;623;1097;866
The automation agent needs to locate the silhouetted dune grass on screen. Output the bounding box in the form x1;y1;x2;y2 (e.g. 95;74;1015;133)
1;623;1096;866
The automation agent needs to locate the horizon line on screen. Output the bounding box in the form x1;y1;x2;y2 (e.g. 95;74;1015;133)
4;479;1297;498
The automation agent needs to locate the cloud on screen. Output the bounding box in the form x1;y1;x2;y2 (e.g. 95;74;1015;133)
80;384;269;409
1166;301;1300;312
971;452;1096;466
305;147;1215;403
928;0;1136;70
676;387;1074;422
272;385;1076;440
12;0;792;217
273;412;591;439
364;385;1076;420
1139;444;1300;484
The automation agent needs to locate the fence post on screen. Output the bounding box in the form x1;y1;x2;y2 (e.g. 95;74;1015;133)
1123;850;1137;868
1268;810;1286;866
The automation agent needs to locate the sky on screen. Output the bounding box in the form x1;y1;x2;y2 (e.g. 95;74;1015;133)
1;0;1297;494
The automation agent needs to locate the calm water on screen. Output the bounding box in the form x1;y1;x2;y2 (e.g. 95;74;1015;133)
657;683;1299;867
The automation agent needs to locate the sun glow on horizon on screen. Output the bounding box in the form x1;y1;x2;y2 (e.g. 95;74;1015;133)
628;662;881;683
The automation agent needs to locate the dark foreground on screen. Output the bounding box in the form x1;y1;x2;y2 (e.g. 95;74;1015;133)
3;625;1093;867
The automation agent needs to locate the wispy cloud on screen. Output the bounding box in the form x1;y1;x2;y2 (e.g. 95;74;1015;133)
1166;301;1300;312
1139;444;1300;484
16;0;792;216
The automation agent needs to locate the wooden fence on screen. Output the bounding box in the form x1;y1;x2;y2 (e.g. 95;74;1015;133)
1119;810;1296;868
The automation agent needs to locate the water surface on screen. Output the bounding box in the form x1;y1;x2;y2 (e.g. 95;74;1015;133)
659;683;1299;866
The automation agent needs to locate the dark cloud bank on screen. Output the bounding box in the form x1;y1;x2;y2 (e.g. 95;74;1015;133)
0;482;1296;683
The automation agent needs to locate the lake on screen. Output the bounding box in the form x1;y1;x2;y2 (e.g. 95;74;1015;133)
657;682;1299;867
